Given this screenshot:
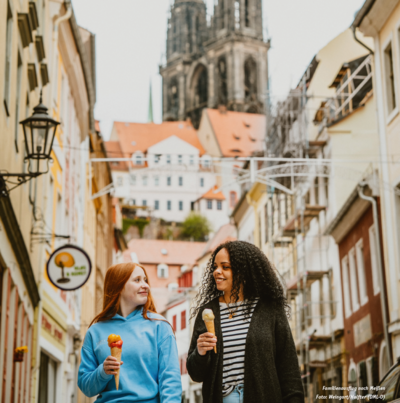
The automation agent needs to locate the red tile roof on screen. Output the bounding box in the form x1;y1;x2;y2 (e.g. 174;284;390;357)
197;185;226;201
124;239;206;266
109;121;206;157
205;109;266;157
104;141;129;171
198;223;237;260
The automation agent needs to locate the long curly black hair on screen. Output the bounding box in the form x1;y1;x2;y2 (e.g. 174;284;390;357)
191;240;290;320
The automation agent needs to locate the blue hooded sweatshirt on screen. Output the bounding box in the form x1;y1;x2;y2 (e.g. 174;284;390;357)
78;309;182;403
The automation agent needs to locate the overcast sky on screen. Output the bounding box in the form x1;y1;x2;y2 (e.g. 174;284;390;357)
72;0;365;139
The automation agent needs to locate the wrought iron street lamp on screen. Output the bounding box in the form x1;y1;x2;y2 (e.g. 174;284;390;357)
0;92;60;196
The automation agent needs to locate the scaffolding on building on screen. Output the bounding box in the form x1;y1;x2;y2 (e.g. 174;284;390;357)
250;55;375;401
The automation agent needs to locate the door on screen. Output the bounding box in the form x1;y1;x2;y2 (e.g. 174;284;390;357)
377;363;400;402
38;352;57;403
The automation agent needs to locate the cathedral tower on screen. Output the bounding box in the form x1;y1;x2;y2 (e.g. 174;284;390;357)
160;0;269;128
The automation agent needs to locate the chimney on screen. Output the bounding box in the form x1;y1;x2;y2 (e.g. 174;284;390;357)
218;105;227;114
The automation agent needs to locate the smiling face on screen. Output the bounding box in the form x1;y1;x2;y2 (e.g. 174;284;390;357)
213;248;233;295
120;266;149;309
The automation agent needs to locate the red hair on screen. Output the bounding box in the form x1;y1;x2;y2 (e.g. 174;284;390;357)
89;262;158;327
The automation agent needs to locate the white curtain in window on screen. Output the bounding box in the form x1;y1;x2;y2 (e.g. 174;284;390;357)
355;239;368;306
348;249;360;312
368;225;380;295
342;256;352;318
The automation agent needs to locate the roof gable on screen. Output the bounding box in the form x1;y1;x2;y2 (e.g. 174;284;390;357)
198;185;226;201
109;120;205;157
204;109;266;158
148;135;200;155
124;239;206;265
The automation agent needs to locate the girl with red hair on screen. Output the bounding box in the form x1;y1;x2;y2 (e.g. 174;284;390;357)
78;263;182;403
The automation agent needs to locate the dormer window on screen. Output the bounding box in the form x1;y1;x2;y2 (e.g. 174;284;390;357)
134;152;143;166
157;263;169;279
202;155;211;168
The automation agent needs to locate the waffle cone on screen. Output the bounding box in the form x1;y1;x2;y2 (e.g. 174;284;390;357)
110;346;122;390
204;320;217;353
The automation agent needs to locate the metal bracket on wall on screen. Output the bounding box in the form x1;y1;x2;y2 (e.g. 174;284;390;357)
0;172;41;196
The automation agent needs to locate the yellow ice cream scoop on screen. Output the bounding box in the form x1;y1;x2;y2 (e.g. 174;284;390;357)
107;334;122;346
202;309;217;353
202;309;215;321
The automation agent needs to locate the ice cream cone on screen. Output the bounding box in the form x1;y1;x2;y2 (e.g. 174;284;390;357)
204;320;217;353
110;346;122;390
108;334;123;390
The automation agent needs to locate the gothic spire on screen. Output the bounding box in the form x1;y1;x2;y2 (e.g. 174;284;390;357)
147;81;154;123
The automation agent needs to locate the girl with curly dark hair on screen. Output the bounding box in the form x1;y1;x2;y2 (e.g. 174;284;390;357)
187;240;304;403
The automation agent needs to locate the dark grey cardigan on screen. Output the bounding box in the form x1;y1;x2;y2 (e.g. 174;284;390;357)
187;297;304;403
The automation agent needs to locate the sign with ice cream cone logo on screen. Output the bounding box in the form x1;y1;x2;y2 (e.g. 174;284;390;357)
46;244;92;291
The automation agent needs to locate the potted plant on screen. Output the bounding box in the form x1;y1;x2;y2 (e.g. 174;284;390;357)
14;346;28;362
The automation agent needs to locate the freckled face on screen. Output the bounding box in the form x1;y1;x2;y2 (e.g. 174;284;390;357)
120;266;149;307
213;248;233;294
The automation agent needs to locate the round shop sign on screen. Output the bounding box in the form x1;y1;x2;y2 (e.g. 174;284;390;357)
46;244;92;291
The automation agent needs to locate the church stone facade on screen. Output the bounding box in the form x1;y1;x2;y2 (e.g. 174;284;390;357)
160;0;270;128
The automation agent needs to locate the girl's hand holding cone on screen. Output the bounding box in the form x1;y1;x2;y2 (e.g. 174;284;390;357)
197;332;217;356
103;355;123;375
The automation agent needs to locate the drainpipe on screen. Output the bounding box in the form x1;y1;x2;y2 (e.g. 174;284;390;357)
35;4;74;403
30;1;72;387
51;3;72;97
351;26;374;55
357;184;392;368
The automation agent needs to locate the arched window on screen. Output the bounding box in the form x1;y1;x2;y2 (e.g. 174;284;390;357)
220;0;225;29
244;58;257;102
348;359;358;397
379;342;390;380
245;0;250;27
218;56;228;105
192;64;208;107
168;77;179;113
234;0;240;29
186;9;193;53
157;264;169;279
190;64;208;128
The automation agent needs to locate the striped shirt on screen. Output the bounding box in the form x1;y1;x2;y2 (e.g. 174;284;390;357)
220;299;259;396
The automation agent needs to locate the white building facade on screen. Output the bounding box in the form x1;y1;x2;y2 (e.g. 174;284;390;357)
107;123;226;223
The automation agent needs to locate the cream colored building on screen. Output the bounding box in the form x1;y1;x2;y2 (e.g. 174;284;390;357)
0;0;98;402
354;0;400;364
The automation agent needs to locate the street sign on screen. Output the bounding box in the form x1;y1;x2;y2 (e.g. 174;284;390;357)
46;244;92;291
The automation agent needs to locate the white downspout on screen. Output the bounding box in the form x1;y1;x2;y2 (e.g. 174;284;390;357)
31;4;74;403
372;33;399;325
51;3;72;103
358;184;392;368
